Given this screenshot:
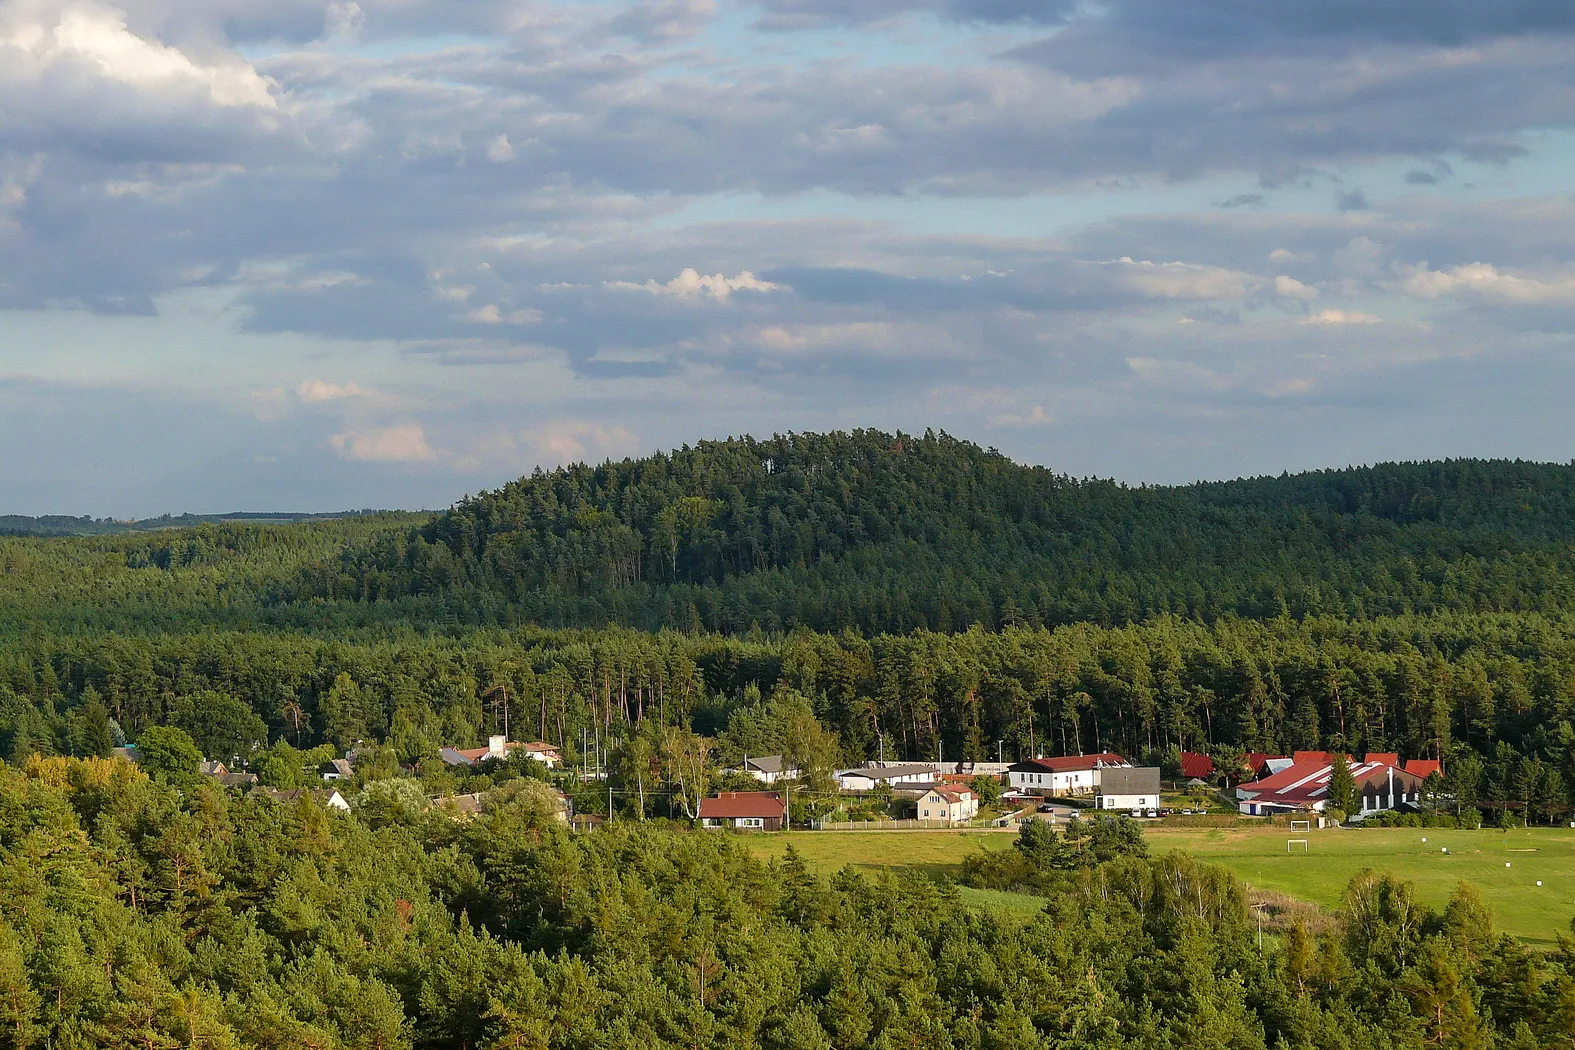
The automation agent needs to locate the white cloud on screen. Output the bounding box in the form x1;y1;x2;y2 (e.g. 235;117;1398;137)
329;424;436;462
606;268;780;302
1399;262;1575;304
1302;309;1380;325
1273;274;1319;300
460;304;542;325
296;379;372;402
485;133;514;163
3;4;277;109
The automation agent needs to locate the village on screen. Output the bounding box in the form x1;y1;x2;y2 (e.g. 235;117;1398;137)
136;729;1452;838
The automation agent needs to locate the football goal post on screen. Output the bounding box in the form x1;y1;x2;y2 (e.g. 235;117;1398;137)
1286;838;1309;852
1289;819;1312;833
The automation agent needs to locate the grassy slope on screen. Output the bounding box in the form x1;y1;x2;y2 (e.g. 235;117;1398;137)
743;826;1575;944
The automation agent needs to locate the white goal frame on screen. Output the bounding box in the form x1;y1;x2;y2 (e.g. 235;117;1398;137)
1289;819;1312;833
1287;838;1309;852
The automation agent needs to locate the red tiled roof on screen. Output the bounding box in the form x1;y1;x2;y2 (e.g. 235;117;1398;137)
699;792;785;819
1180;751;1215;779
925;785;976;803
1364;752;1400;766
1405;759;1442;779
1018;753;1126;773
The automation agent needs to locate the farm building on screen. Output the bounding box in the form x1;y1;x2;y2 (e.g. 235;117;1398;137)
1095;767;1161;811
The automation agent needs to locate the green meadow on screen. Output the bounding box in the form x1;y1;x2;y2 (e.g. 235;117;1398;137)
745;825;1575;944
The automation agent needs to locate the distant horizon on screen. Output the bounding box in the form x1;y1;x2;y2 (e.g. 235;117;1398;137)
9;436;1575;523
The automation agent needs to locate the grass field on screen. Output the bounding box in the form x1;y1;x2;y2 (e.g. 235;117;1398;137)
744;825;1575;944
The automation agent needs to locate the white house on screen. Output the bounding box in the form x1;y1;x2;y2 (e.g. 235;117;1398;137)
733;755;800;784
834;763;939;791
917;785;979;825
1095;766;1161;811
439;736;562;769
1007;753;1129;795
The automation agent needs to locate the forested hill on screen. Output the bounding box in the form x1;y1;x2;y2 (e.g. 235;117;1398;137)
294;429;1575;633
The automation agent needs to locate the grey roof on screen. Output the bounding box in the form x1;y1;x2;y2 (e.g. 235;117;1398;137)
1098;766;1161;795
743;755;795;774
838;763;939;781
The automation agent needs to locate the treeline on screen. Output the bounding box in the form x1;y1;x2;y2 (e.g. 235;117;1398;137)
6;612;1575;817
0;754;1568;1049
291;430;1575;633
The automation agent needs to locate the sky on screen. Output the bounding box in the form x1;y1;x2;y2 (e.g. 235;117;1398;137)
3;0;1575;516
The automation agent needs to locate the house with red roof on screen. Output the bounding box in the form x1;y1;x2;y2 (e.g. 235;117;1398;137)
1007;753;1129;795
917;785;979;824
1235;753;1429;818
1179;751;1215;780
699;791;786;831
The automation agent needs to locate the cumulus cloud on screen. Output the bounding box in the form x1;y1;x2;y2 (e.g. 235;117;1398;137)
2;3;276;109
1303;308;1380;325
1274;275;1319;300
606;268;781;302
328;424;436;462
1399;262;1575;304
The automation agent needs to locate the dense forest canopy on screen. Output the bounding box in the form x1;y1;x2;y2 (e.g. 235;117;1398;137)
5;433;1575;802
295;430;1575;633
0;756;1565;1050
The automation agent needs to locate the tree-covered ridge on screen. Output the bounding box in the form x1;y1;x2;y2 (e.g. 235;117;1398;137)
0;754;1568;1050
303;430;1575;632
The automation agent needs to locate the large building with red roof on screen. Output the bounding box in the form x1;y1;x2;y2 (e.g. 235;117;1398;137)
1236;753;1438;817
1007;753;1129;795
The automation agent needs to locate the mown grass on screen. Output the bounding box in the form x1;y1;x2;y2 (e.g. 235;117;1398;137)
743;825;1575;944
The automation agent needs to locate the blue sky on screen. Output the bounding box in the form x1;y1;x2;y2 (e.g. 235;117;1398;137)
3;0;1575;515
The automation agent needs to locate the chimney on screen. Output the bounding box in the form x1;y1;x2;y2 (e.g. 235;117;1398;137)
488;735;507;758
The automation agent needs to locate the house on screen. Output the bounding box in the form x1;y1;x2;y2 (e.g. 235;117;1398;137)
1096;766;1161;811
320;758;354;781
1006;753;1129;795
571;813;605;832
215;771;259;788
1179;752;1214;780
199;760;229;776
1235;753;1428;817
699;791;785;831
834;763;939;791
733;755;801;784
249;786;351;811
917;785;979;825
438;735;562;769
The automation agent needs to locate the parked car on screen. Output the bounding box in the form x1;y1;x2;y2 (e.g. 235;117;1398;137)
1037;803;1056;813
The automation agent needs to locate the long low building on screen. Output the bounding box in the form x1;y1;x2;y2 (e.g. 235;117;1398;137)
1007;753;1129;795
834;763;940;791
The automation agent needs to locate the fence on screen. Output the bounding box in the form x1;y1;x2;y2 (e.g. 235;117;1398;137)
811;818;970;830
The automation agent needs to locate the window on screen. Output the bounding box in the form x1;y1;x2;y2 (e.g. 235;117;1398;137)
737;817;764;828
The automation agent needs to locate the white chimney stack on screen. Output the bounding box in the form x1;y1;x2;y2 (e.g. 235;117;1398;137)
489;735;507;758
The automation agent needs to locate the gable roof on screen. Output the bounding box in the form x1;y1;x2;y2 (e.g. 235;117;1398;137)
1179;752;1214;779
1099;766;1161;796
1009;753;1127;774
741;755;796;774
923;785;975;803
1404;759;1442;779
699;792;785;819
